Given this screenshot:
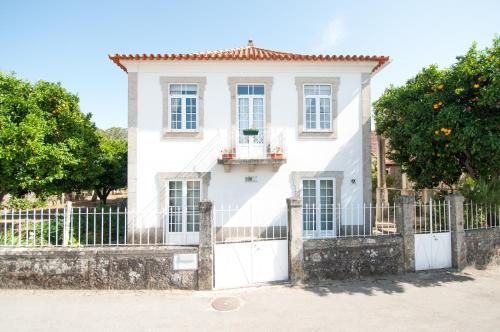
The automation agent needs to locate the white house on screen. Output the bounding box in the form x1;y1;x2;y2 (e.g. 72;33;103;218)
109;41;389;246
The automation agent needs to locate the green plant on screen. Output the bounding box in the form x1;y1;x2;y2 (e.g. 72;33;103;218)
374;37;500;190
2;196;46;209
0;72;101;199
93;135;127;205
459;175;500;205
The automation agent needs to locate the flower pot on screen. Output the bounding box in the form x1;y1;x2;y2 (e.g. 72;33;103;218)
270;153;283;160
242;129;259;136
222;153;235;160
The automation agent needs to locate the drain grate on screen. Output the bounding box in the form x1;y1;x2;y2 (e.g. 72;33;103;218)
211;297;240;311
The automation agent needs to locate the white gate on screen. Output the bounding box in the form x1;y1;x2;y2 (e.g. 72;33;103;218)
213;205;288;289
414;200;452;271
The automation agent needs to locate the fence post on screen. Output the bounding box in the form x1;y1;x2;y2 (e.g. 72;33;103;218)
396;195;416;272
63;201;72;247
446;194;466;270
198;200;213;290
287;197;304;283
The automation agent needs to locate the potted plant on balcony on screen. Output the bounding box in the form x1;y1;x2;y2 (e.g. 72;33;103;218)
242;125;259;136
270;147;284;160
221;148;236;160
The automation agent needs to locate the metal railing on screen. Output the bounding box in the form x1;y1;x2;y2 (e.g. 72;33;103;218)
414;199;450;234
302;203;399;239
0;206;201;247
464;202;499;230
214;205;288;244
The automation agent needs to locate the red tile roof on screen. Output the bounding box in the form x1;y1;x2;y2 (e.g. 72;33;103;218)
109;41;390;73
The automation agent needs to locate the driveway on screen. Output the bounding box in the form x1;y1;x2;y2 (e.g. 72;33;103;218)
1;266;499;332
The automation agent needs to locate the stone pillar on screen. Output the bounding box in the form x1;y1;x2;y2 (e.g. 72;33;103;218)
198;200;213;290
396;195;416;272
446;195;466;270
287;197;304;283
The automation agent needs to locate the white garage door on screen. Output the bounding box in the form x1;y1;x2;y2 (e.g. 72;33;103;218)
213;205;288;289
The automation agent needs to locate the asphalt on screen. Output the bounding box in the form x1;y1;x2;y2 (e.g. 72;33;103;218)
1;266;499;332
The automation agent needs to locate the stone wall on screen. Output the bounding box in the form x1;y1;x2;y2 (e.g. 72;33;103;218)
0;246;198;289
303;235;404;281
465;228;500;269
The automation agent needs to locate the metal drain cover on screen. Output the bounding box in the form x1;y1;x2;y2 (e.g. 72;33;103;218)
211;297;240;311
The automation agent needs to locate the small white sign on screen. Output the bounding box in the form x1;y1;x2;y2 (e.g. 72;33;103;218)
173;253;198;270
245;176;257;183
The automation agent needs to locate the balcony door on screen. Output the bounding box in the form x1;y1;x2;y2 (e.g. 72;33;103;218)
237;84;265;158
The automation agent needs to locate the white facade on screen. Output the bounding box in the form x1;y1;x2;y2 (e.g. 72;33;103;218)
120;56;381;243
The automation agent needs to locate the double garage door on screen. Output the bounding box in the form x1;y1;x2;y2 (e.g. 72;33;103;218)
214;239;288;289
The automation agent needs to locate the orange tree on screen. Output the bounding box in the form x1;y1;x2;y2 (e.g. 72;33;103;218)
0;72;101;200
374;37;499;190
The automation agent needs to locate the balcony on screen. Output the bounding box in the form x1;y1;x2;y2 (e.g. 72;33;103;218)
217;148;286;172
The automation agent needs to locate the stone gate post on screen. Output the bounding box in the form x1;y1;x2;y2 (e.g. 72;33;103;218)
287;197;304;283
198;200;213;290
396;195;416;272
446;195;466;270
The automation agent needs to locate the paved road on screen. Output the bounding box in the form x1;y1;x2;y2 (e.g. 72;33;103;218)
1;266;499;332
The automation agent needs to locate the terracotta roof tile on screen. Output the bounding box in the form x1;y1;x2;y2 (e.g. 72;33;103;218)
109;41;390;73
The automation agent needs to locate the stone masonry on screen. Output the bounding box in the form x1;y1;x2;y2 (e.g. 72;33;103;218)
0;247;198;289
303;236;404;281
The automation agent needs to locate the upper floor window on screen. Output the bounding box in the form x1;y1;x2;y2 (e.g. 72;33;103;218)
160;77;206;139
304;84;331;131
169;84;198;130
295;77;340;139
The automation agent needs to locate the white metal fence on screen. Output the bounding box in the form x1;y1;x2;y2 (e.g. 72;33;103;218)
0;206;202;247
414;199;450;234
464;202;499;230
302;203;399;239
214;205;288;244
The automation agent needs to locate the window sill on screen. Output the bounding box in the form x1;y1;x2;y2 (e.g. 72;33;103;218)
217;157;287;172
164;130;203;139
299;131;336;139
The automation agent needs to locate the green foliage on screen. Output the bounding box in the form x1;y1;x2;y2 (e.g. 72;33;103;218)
374;37;500;190
93;135;127;204
98;127;127;140
371;159;377;204
2;196;46;210
0;72;101;197
459;175;500;205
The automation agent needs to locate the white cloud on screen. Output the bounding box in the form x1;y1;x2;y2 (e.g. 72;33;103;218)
318;17;345;52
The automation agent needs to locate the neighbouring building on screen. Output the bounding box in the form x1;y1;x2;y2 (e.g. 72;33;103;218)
109;41;390;247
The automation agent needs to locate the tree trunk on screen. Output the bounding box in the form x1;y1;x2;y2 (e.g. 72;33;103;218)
463;153;478;179
96;188;111;205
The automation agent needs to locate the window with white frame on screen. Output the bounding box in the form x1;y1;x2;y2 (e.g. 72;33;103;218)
169;84;198;131
167;180;201;233
304;84;332;131
302;178;335;234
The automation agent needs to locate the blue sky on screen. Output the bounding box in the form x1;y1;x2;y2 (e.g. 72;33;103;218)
1;0;498;129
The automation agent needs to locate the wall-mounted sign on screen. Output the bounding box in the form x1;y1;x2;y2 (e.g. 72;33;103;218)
173;253;198;270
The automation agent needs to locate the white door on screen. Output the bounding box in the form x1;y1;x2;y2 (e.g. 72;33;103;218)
251;240;288;284
236;84;265;158
165;180;200;245
302;179;336;238
214;240;288;289
415;232;452;270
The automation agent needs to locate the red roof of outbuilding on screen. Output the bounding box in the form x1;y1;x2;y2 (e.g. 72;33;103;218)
109;41;390;73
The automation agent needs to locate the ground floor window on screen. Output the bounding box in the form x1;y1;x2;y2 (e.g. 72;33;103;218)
167;180;201;233
302;178;335;233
